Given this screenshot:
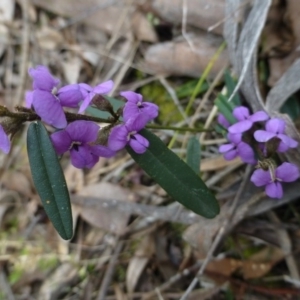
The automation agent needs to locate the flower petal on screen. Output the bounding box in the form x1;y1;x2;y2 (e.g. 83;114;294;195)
265;118;285;134
228;120;252;133
250;169;271;187
223;149;238;160
29;65;59;91
232;106;249;121
91;145;116;158
277;141;289;153
32;90;67;128
129;133;149;154
66;120;99;143
254;130;276;142
217;114;230;129
227;133;242;144
107;125;128;151
120;91;142;104
58;84;84;107
219;143;235;153
141;102;159;120
85;154;99;169
276;162;299;182
237;142;256;164
25;91;34;108
78;93;93;113
265;182;283;199
78;83;92;98
126;114;149;132
51;130;72;155
249;110;269;122
0;125;10;154
123;103;140;122
70;145;96;169
277;134;298;148
93;80;114;94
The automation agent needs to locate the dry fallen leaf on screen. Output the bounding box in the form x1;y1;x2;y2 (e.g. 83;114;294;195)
0;0;15;57
206;246;284;280
36;26;64;50
143;33;228;77
151;0;225;35
74;182;136;234
126;234;155;294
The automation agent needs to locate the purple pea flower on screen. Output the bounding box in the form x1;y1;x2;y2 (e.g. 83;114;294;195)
217;113;231;129
27;66;67;129
0;125;10;154
108;115;149;154
121;91;159;125
251;162;299;199
51;120;115;169
56;83;91;108
228;106;269;134
254;118;298;152
219;133;256;164
78;80;114;113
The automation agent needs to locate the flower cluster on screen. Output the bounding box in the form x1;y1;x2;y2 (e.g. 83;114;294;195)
0;65;159;169
108;91;158;154
218;106;299;199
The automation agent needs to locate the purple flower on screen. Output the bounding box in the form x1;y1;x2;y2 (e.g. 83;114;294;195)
27;66;67;129
51;120;115;169
217;114;231;129
78;80;114;113
121;91;159;125
0;125;10;154
254;118;298;152
57;83;91;108
228;106;269;134
108;116;149;154
219;133;256;164
251;162;299;199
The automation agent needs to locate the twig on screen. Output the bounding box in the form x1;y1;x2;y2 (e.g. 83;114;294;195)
267;211;300;280
0;268;15;300
180;165;253;300
96;240;125;300
142;261;202;300
159;76;187;121
15;0;30;106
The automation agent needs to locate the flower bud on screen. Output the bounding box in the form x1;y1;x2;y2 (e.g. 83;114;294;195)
92;94;114;113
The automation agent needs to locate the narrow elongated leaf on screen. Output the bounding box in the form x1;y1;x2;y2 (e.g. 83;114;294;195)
126;129;219;218
224;70;241;106
187;137;201;174
27;122;73;240
215;94;236;124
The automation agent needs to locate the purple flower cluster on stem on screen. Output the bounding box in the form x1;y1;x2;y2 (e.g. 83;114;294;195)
22;65;160;168
51;121;115;169
108;91;159;154
218;105;299;199
26;65;114;128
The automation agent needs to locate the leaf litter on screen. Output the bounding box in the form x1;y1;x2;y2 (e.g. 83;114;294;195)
1;0;300;299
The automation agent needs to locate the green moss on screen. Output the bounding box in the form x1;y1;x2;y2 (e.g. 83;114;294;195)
9;266;24;285
37;256;58;271
141;83;182;123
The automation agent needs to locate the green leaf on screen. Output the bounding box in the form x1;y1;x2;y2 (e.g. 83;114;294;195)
86;96;124;119
27;122;73;240
215;94;237;125
280;95;300;121
224;70;241;106
126;129;219;218
175;80;209;98
186;137;201;174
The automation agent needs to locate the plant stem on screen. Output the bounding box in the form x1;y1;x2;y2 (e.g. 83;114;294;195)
3;106;213;133
145;124;212;133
